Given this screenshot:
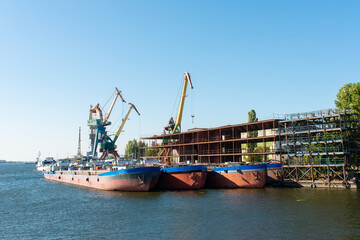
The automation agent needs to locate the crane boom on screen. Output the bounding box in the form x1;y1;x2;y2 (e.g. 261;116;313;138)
113;103;140;143
103;88;126;125
172;72;193;133
88;87;127;159
90;104;103;121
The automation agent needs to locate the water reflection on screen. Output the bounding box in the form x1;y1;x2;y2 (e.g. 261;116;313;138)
90;189;163;198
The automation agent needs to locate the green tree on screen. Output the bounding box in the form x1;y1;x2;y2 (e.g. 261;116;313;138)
138;141;147;157
248;109;258;123
252;145;270;163
335;83;360;164
335;82;360;113
144;141;162;157
125;139;139;158
247;109;258;162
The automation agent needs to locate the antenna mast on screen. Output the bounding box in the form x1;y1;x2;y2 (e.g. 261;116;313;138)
77;127;81;157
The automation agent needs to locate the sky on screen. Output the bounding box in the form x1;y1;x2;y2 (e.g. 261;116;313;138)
1;0;359;161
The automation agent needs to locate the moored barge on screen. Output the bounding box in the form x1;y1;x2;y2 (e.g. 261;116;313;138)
206;164;267;188
266;162;284;185
156;165;207;190
43;166;161;191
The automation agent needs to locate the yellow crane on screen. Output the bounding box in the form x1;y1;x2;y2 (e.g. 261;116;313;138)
103;87;126;125
113;103;140;143
165;72;193;134
99;103;140;159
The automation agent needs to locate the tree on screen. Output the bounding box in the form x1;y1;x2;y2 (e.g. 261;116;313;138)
248;109;258;123
125;139;139;159
252;145;270;163
247;109;258;162
145;141;162;157
335;82;360;113
138;141;147;157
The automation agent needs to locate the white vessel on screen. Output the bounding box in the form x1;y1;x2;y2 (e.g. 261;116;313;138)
36;152;55;171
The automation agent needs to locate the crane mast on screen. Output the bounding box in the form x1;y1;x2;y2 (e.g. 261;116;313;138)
87;88;126;159
88;105;96;157
99;103;140;159
165;72;193;134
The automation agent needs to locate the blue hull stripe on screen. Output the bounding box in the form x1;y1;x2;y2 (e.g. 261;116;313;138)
213;164;266;172
267;163;283;169
100;171;161;180
161;165;207;173
98;166;160;177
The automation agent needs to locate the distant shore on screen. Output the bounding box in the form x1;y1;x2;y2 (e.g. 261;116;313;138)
0;160;35;164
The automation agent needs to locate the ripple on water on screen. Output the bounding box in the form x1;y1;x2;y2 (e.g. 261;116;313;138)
1;163;360;240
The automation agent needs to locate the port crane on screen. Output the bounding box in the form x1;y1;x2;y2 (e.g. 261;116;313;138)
87;87;126;159
161;72;193;163
165;72;193;134
99;103;140;159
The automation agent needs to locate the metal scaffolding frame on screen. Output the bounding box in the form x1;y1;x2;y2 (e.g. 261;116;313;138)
279;109;359;187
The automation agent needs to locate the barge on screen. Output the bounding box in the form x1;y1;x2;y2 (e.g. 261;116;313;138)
43;166;161;191
156;165;207;190
206;164;267;188
266;162;284;185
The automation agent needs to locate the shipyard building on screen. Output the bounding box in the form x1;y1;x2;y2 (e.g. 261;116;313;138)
141;108;360;187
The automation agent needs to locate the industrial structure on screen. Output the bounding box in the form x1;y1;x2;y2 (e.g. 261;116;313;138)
164;72;193;134
141;119;281;164
141;108;360;188
87;88;140;160
278;109;359;188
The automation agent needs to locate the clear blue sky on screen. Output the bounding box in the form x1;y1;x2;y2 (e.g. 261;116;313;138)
1;1;359;161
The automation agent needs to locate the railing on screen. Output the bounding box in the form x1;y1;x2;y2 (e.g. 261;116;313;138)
282;135;343;144
276;108;356;121
194;147;278;155
281;124;342;133
286;157;345;165
281;145;344;155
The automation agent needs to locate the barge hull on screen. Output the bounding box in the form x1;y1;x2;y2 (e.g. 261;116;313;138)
43;167;161;191
156;165;207;190
266;163;284;185
206;164;267;188
156;171;207;190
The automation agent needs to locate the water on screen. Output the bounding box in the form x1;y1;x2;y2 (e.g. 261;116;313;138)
1;163;360;240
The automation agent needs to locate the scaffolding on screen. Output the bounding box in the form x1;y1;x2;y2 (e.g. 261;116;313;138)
279;109;360;187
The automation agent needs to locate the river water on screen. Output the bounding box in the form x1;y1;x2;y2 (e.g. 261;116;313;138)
1;163;360;240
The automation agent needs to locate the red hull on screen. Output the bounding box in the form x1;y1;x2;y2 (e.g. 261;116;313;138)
266;168;284;185
44;172;158;191
206;171;266;188
156;172;207;190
